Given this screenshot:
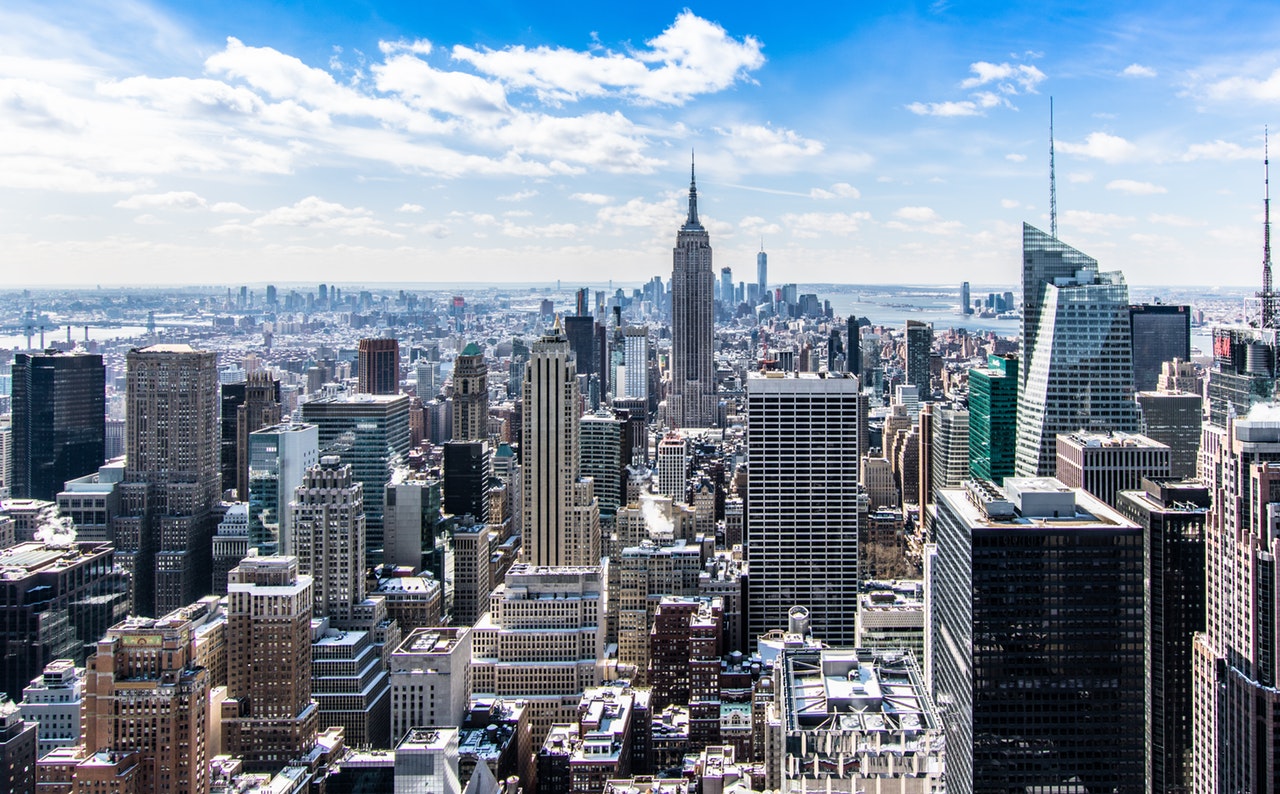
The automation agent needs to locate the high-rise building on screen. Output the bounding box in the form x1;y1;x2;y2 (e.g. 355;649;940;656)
579;411;624;519
564;316;597;378
222;554;318;773
247;422;320;556
745;372;861;646
19;660;84;758
622;326;650;403
291;458;365;626
452;343;489;442
522;323;598;568
1016;224;1141;476
931;478;1144;793
1054;430;1171;508
442;441;490;521
930;406;969;498
301;393;411;565
670;162;717;429
81;611;212;794
1193;409;1280;791
233;372;282;500
904;321;933;399
358;338;400;395
656;433;688;500
719;267;733;309
10;351;105;501
0;697;36;794
395;728;461;794
960;280;972;314
1130;304;1191;393
389;627;472;744
756;245;767;304
0;539;128;702
383;470;445;576
845;317;861;377
119;344;220;616
1136;390;1202;479
211;503;250;595
1116;479;1208;794
471;564;604;744
967;353;1018;485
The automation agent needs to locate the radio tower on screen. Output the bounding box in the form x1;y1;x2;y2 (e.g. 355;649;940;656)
1260;127;1277;329
1049;97;1058;239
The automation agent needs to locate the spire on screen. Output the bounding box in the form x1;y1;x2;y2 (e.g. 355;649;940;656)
685;150;701;228
1049;96;1058;239
1262;127;1276;329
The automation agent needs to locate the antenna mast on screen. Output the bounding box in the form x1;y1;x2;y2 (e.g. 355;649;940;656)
1262;127;1276;329
1049;97;1058;239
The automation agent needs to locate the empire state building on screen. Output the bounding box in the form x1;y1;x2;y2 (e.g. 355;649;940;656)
670;160;717;428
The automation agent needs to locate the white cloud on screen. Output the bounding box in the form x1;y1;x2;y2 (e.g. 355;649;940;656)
500;220;578;239
1001;199;1021;209
1106;179;1166;195
498;189;538;202
398;203;425;213
960;61;1046;93
810;182;860;199
739;216;782;236
1058;132;1139;163
906;100;981;117
570;193;612;205
1067;171;1094;183
1200;67;1280;102
1148;213;1206;227
1061;208;1135;232
1006;153;1027;162
1121;63;1157;78
1182;139;1261;161
596;196;681;229
211;202;252;214
780;211;871;238
249;196;398;237
115;191;207;210
451;11;763;106
894;206;939;222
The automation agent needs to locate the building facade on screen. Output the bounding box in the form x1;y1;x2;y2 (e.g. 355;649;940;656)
669;163;717;429
10;351;105;502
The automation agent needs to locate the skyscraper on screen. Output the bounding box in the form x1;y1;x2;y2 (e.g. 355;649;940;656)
960;280;972;314
291;458;365;625
228;371;282;500
622;326;650;403
1129;303;1192;393
452;343;489;442
358;338;400;395
223;554;318;773
669;161;717;429
1016;224;1141;476
756;243;767;303
745;372;861;646
521;323;598;567
904;320;933;399
931;478;1144;792
247;422;319;556
10;351;104;502
119;344;220;617
968;354;1018;485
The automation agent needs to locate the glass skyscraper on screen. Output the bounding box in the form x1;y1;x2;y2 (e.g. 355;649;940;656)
968;354;1018;484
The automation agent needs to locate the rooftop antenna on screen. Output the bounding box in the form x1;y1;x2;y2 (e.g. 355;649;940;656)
1049;96;1058;239
1260;127;1277;329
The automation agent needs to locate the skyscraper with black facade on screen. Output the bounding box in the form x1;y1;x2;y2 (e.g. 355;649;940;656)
10;351;104;501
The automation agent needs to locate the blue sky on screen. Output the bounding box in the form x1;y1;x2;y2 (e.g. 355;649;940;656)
3;0;1279;288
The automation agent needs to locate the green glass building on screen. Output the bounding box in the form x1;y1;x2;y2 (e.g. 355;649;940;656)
968;354;1018;484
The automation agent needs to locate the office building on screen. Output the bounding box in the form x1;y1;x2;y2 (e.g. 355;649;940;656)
1193;409;1280;791
960;280;972;314
443;441;490;522
0;540;129;703
648;597;721;747
772;649;943;792
967;353;1018;485
390;628;472;744
622;326;650;403
1054;430;1171;508
394;728;460;794
756;245;767;303
383;469;445;575
845;317;861;377
358;338;400;395
746;373;861;646
211;503;250;595
904;321;932;398
18;660;84;758
301;393;411;565
670;162;717;429
1116;479;1208;793
234;372;282;501
856;580;925;663
311;619;392;750
564;315;598;379
457;699;535;793
452;343;489;442
580;411;624;518
81;611;212;794
471;565;604;744
656;433;688;500
290;458;365;626
222;555;318;773
0;697;36;794
55;459;123;544
450;520;495;627
1136;389;1203;480
118;344;220;616
10;351;105;502
1130;304;1191;392
247;422;319;556
930;406;969;500
931;478;1144;793
522;323;598;568
1016;224;1141;476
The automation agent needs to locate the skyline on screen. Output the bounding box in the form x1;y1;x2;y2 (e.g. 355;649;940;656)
3;1;1280;287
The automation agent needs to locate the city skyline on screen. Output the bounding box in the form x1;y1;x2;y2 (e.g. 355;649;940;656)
3;1;1280;287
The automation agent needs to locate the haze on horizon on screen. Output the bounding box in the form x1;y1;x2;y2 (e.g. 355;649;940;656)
2;0;1279;288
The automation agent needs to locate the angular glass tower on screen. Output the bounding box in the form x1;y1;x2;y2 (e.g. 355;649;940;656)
1016;224;1140;476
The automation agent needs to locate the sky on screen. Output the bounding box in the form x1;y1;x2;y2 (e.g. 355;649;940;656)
3;1;1280;288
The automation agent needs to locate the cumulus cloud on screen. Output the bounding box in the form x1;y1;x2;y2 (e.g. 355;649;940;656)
246;196;400;237
906;100;982;117
809;182;860;199
115;191;208;210
1006;153;1027;162
1182;139;1262;161
1198;67;1280;102
1067;171;1094;183
1001;199;1021;209
780;211;871;238
596;196;681;230
1058;132;1139;163
498;189;538;201
1106;179;1166;195
894;206;939;222
398;203;425;213
1148;213;1205;227
909;59;1045;117
1121;63;1157;78
452;10;764;105
960;61;1046;93
1062;208;1135;232
570;193;612;205
715;123;823;162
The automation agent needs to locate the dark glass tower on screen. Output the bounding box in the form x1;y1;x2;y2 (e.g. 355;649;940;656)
1129;304;1191;392
10;351;105;501
967;354;1018;485
905;320;933;398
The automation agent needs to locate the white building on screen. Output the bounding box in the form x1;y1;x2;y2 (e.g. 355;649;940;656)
18;660;83;758
391;628;473;745
395;727;460;794
248;422;319;556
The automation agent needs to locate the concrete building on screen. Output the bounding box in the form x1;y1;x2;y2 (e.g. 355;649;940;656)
929;407;969;499
669;162;717;429
931;478;1144;793
383;469;445;575
1016;225;1141;476
390;628;473;744
232;372;282;501
358;338;400;396
452;343;490;442
457;699;533;794
656;434;688;500
622;327;650;404
311;620;392;749
471;565;604;744
580;411;625;519
774;648;943;792
616;540;707;681
0;696;36;794
211;503;250;595
247;422;319;556
394;727;460;794
222;555;318;773
746;373;861;646
1054;430;1171;508
451;520;496;627
649;597;721;748
291;459;366;626
55;459;123;544
10;351;105;502
18;660;84;758
119;344;220;617
855;580;925;664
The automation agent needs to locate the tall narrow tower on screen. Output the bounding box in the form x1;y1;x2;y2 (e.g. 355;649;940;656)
1258;129;1277;329
452;343;489;442
756;241;768;303
670;157;717;428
